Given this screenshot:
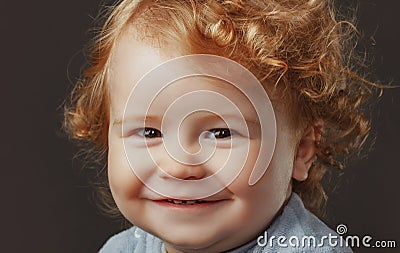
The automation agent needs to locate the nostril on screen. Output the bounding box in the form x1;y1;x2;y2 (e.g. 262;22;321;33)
185;176;199;180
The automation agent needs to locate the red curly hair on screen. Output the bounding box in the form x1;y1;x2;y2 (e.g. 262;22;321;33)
64;0;377;217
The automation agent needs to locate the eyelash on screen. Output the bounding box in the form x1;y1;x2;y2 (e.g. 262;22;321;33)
134;128;234;139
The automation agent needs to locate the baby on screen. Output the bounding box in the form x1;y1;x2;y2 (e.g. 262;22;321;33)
64;0;375;252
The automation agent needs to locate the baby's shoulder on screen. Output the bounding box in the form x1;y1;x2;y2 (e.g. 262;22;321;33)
99;226;163;253
99;227;138;253
254;193;353;253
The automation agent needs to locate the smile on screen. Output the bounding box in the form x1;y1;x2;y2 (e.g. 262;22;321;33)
164;199;206;205
152;198;227;209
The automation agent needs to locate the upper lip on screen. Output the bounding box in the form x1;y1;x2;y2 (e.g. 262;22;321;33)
152;197;228;202
146;193;232;202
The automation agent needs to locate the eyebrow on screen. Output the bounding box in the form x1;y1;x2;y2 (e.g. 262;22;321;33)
112;115;161;126
193;113;260;125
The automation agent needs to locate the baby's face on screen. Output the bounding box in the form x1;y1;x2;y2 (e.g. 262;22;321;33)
107;30;298;253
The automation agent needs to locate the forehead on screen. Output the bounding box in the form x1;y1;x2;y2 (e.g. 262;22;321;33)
108;30;256;122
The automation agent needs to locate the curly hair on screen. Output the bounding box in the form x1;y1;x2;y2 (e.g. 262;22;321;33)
64;0;377;218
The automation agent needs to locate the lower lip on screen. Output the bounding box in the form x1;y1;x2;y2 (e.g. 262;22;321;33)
152;200;225;209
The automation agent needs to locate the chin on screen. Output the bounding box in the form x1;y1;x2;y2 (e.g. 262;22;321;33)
158;227;222;251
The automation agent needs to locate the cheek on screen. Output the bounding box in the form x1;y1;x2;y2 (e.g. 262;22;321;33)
227;140;261;184
223;141;265;199
226;135;294;204
107;138;145;205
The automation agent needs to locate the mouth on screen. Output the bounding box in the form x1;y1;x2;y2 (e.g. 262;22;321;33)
163;199;207;205
153;198;226;207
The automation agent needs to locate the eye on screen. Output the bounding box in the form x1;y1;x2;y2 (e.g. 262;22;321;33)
137;128;162;138
207;128;232;139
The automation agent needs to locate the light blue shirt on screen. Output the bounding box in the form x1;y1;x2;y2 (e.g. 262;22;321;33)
99;193;352;252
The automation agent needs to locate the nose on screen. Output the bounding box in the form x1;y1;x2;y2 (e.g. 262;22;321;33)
157;158;208;180
156;126;213;180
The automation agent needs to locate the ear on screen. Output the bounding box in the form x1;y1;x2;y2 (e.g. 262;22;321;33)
292;121;323;181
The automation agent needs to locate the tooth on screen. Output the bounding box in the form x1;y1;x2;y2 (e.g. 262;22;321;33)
186;200;196;205
173;200;183;204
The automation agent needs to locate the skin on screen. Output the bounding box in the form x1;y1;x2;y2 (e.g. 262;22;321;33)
107;28;318;253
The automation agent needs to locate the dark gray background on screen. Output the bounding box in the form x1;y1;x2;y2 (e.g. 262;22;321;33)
1;0;399;252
